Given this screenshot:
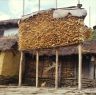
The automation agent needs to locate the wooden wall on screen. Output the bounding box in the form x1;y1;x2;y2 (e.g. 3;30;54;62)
23;53;95;87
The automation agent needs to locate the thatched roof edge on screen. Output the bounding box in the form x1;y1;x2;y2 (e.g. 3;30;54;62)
0;36;18;51
23;40;96;56
0;19;19;29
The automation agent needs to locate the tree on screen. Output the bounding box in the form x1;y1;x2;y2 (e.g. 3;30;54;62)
91;26;96;40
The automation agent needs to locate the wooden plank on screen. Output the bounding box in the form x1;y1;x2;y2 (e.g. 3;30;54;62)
55;49;59;89
78;44;82;90
18;51;24;86
36;51;39;88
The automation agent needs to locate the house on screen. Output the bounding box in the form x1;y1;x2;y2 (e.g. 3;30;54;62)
22;40;96;88
18;6;93;89
0;19;20;85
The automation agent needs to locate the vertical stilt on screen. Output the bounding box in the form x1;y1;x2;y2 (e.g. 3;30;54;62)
19;51;23;86
55;49;59;89
36;51;39;88
78;44;82;90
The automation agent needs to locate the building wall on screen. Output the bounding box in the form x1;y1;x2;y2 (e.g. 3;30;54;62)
24;55;95;79
82;56;95;79
4;28;18;36
24;54;95;87
0;52;5;74
0;51;20;77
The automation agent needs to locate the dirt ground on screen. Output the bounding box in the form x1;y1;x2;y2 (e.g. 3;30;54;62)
0;86;96;95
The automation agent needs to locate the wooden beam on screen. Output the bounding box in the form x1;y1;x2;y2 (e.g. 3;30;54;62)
36;51;39;88
55;49;59;89
18;51;24;87
78;44;82;90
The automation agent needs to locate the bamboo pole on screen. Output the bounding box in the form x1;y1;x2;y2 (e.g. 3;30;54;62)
89;6;91;27
38;0;40;11
55;49;59;89
36;51;39;88
18;51;24;86
78;44;82;90
56;0;57;9
78;0;80;4
23;0;25;15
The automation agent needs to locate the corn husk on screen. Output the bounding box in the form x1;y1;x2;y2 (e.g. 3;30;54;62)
19;9;91;50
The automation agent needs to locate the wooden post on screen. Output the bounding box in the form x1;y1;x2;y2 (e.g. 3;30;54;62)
78;44;82;90
36;51;39;88
55;49;59;89
18;51;23;86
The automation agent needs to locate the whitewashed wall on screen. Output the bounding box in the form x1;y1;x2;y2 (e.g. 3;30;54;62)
4;28;18;36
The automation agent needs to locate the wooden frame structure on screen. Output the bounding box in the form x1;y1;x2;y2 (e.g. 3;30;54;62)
20;1;82;89
18;44;82;89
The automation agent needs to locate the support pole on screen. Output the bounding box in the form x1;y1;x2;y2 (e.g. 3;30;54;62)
38;0;40;11
78;44;82;90
23;0;25;15
56;0;57;9
89;6;91;27
36;51;39;88
55;49;59;89
18;51;23;86
77;0;80;4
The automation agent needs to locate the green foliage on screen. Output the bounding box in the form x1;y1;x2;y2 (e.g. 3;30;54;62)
91;29;96;40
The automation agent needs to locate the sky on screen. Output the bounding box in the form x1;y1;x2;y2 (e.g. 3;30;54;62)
0;0;96;27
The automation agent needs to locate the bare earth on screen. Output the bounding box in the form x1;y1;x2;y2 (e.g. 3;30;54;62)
0;86;96;95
